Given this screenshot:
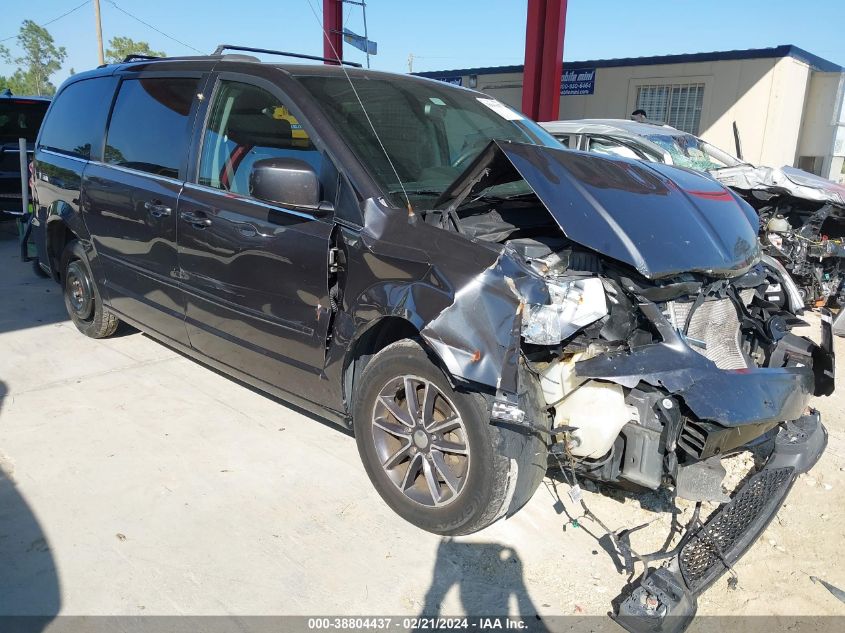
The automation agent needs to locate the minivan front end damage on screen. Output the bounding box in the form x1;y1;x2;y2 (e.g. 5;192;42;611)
614;410;827;633
415;142;835;633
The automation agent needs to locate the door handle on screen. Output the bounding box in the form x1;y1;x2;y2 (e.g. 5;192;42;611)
144;201;172;218
180;210;212;228
236;222;260;238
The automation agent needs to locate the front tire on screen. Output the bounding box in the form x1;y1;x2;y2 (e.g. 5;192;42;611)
61;240;119;339
353;339;547;535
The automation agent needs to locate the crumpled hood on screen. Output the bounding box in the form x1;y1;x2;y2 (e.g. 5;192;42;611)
437;141;760;279
711;163;845;207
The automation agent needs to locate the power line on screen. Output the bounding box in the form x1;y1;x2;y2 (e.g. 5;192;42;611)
0;0;92;44
104;1;203;54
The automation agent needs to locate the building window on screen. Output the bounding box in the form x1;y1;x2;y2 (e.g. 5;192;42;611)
797;155;824;176
635;83;705;134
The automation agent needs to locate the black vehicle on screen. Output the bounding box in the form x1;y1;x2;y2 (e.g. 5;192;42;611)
28;49;834;632
0;89;49;218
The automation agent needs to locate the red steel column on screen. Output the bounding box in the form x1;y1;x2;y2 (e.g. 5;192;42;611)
521;0;568;121
323;0;343;64
521;0;545;120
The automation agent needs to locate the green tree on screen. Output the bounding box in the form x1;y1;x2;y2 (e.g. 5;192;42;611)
0;69;33;95
6;20;67;96
105;36;165;63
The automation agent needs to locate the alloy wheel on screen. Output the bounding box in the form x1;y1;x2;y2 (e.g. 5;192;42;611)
371;375;470;507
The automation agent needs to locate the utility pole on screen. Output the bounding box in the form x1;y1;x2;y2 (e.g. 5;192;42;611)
407;53;414;73
93;0;105;65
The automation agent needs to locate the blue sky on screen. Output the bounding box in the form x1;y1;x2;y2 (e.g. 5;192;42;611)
2;0;843;86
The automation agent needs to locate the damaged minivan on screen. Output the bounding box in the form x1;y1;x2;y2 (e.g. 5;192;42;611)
29;50;834;629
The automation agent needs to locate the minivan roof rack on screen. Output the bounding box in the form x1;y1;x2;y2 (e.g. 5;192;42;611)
212;44;362;68
122;54;162;62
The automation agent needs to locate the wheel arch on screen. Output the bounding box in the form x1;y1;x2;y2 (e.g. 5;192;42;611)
342;316;454;420
45;216;79;282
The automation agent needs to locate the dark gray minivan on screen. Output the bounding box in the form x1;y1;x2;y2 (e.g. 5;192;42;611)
28;48;834;630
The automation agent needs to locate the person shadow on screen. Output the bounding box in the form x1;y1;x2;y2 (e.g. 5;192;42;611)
0;380;61;630
418;538;549;633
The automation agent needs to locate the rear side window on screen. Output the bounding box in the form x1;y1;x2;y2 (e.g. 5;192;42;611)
105;77;199;179
588;136;641;160
38;77;116;159
0;100;49;144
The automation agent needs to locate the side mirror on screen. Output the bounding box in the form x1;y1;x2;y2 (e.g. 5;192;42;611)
249;157;321;208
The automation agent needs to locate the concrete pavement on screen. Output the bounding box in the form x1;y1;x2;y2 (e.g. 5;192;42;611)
0;220;843;624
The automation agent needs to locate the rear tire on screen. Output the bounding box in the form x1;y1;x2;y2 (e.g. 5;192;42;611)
352;339;547;535
61;240;119;339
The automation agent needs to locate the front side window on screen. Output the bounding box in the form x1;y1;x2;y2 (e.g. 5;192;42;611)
198;80;322;196
645;133;741;171
105;77;199;178
38;77;116;159
293;74;560;207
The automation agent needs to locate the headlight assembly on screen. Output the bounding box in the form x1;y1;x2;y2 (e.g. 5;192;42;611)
521;277;608;345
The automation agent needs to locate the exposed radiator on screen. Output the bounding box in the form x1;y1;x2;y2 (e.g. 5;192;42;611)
668;296;750;369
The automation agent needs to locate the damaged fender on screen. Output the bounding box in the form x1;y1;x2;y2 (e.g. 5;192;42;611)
342;199;548;400
419;249;547;394
713;163;845;206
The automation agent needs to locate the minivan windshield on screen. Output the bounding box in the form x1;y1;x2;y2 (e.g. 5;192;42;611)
294;73;561;207
644;132;744;172
0;99;49;144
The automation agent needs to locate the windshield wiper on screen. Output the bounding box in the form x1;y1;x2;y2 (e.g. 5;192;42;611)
388;189;443;197
471;190;535;202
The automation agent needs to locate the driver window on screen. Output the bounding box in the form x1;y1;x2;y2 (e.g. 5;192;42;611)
588;136;640;160
198;80;322;196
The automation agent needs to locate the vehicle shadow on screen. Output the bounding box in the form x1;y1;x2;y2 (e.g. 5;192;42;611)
0;220;136;338
0;380;61;625
418;538;549;632
0;220;68;335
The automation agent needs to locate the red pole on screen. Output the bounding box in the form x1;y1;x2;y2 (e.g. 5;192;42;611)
323;0;343;64
521;0;568;121
521;0;545;120
538;0;567;121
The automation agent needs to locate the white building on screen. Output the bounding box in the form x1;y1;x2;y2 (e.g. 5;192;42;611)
418;45;845;181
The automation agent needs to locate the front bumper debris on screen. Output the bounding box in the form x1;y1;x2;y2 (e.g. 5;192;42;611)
576;302;835;422
614;411;827;633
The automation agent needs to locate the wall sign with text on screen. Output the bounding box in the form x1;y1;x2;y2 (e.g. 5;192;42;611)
432;76;463;86
561;68;595;95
